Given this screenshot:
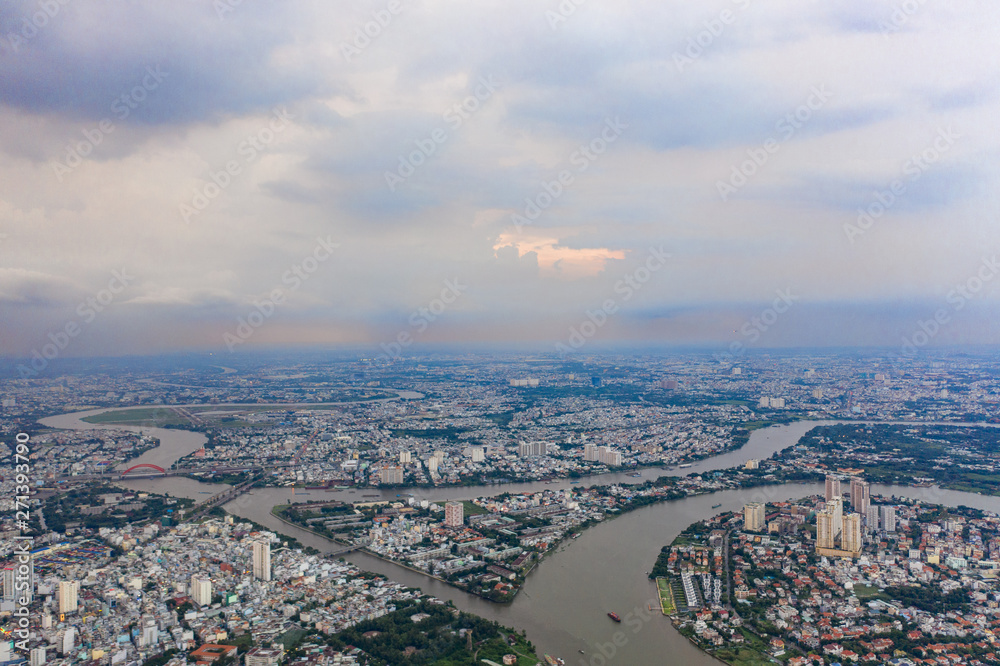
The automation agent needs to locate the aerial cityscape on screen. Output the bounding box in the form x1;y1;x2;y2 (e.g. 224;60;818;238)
2;1;998;665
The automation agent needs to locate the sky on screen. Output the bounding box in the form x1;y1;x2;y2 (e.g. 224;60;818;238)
1;0;999;361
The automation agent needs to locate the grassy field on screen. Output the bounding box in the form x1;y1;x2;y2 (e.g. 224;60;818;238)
462;500;489;516
852;584;888;600
657;577;676;615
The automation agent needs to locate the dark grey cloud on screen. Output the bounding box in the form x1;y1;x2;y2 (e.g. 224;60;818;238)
0;0;324;125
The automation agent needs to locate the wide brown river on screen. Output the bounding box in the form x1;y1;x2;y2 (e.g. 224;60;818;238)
40;410;1000;665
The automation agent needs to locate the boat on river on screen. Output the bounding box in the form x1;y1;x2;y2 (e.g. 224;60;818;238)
712;503;722;508
608;612;621;622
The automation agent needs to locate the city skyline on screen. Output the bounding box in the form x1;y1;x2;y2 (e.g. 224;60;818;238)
1;2;999;359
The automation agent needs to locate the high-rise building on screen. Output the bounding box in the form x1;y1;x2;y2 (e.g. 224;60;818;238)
829;496;843;537
2;567;14;601
744;503;765;532
518;441;546;457
583;444;598;462
252;540;271;582
842;513;862;554
380;466;404;485
825;475;842;502
816;511;835;549
470;447;485;463
61;627;76;656
191;576;212;607
866;505;880;532
426;457;439;473
879;505;896;533
57;580;78;614
3;560;33;604
444;501;464;528
850;478;870;514
598;446;622;466
399;451;412;464
29;647;46;666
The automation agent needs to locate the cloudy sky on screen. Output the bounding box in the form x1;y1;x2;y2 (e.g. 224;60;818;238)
1;0;998;361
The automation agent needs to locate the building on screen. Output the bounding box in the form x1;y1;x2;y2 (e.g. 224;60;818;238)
57;580;78;614
252;540;271;582
879;505;896;533
3;560;33;604
825;475;842;502
470;447;485;463
29;647;45;666
188;645;238;664
191;575;212;607
744;459;759;470
518;441;546;457
829;496;843;537
61;627;76;656
2;567;14;602
744;503;765;532
399;450;412;464
842;513;862;554
426;457;439;473
583;444;598;462
380;466;404;485
866;505;880;532
444;501;464;528
244;647;285;666
816;511;835;550
850;477;870;514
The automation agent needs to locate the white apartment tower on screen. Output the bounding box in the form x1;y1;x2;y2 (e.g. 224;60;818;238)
253;540;271;582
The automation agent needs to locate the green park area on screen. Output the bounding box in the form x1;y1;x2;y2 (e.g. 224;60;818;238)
656;577;676;615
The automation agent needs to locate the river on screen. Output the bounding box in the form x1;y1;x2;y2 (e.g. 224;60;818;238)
38;408;1000;664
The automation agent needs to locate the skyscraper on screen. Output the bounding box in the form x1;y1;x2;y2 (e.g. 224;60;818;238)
850;478;870;514
866;505;880;532
2;567;14;602
829;496;843;538
879;505;896;533
380;466;403;484
57;580;78;614
191;575;212;606
842;513;862;554
252;540;271;582
825;475;842;502
444;501;464;528
744;503;765;532
816;511;835;549
470;447;485;462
